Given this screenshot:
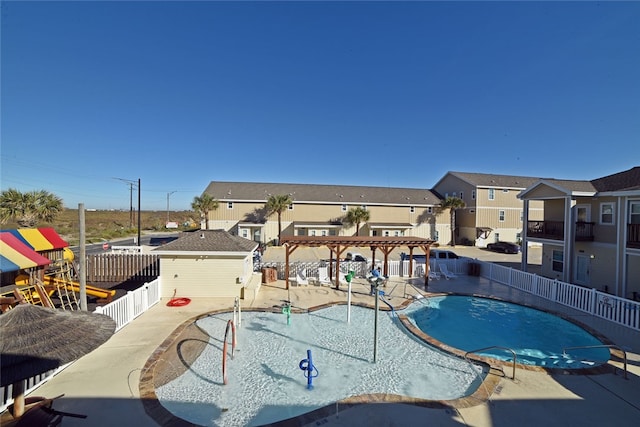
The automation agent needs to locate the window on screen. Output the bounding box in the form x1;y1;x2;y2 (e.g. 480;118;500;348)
629;201;640;224
600;203;615;225
494;233;500;243
488;189;495;200
227;202;233;209
288;203;294;210
472;190;476;200
427;207;433;214
552;250;564;272
499;210;505;221
321;230;327;236
459;191;463;201
453;192;457;198
410;206;415;213
242;230;248;238
341;204;347;212
311;230;316;236
433;231;439;241
362;205;367;210
503;189;509;193
520;210;523;222
384;231;390;237
516;232;521;242
394;231;400;236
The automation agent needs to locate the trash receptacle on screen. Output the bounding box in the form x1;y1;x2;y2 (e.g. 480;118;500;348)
467;263;480;276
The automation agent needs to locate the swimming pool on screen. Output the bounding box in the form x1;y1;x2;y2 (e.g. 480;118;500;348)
407;295;610;368
152;304;488;427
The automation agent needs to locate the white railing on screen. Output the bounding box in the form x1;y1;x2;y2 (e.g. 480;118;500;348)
94;277;161;332
479;261;640;331
1;277;162;412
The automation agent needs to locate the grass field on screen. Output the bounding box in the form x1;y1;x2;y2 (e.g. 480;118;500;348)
3;209;200;245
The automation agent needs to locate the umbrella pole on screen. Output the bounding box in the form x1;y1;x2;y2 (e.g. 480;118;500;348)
12;380;25;417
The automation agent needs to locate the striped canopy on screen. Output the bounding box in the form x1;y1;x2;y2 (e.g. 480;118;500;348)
0;229;66;273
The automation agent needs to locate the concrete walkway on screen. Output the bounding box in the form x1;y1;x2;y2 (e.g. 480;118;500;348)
6;272;640;427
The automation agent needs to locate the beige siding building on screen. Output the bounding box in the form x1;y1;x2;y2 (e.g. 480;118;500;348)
519;167;640;300
432;172;543;247
201;182;446;244
152;230;258;299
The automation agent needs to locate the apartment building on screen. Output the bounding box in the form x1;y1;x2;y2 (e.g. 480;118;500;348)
519;167;640;300
432;172;543;247
201;182;446;244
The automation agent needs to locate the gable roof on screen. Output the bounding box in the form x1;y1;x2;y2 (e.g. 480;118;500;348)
519;167;640;198
440;172;541;189
590;166;640;192
203;182;441;206
152;230;257;254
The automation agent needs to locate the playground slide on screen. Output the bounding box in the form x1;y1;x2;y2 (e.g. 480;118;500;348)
42;276;116;300
15;275;115;300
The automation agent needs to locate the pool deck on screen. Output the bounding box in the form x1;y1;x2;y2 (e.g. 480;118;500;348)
6;273;640;427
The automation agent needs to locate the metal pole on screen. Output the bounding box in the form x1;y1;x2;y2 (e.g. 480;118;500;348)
137;178;141;247
373;284;379;363
129;183;133;229
78;203;88;311
166;191;176;223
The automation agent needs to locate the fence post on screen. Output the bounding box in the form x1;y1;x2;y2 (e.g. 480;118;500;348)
590;287;597;315
508;268;513;287
142;283;149;312
552;280;558;302
126;291;134;325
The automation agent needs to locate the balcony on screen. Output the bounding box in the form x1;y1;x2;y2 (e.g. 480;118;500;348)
575;221;595;241
527;221;596;241
527;221;564;240
628;223;640;249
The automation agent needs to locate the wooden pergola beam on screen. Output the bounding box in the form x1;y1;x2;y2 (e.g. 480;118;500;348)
281;236;436;289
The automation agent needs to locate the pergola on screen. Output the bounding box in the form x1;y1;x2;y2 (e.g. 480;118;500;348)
279;236;436;290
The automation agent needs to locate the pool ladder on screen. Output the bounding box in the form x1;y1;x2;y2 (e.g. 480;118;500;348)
464;346;517;380
562;344;628;379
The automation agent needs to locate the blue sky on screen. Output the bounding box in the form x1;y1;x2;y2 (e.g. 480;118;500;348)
2;1;639;212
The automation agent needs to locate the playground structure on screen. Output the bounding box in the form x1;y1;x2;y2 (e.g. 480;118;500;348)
1;228;115;311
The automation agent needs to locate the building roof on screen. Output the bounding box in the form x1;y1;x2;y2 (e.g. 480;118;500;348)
203;182;441;206
152;230;257;254
519;167;640;198
443;172;541;189
591;166;640;192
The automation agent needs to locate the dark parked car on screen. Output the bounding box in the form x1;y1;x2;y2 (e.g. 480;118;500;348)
486;241;520;254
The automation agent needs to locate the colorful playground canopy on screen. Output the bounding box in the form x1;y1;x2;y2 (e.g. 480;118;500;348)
0;228;68;273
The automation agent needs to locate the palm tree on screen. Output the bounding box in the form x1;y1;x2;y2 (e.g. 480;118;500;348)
265;194;292;244
439;196;466;246
191;193;219;230
0;188;63;227
344;207;370;236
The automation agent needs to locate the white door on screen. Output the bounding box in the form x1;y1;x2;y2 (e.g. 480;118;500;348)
575;255;590;285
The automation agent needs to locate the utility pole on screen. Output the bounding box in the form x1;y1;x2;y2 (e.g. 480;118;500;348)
137;178;141;246
113;177;137;229
166;191;177;223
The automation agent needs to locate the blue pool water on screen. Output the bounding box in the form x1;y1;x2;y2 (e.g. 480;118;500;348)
407;295;610;368
155;305;485;427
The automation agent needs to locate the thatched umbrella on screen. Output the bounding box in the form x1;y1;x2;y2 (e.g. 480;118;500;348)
0;304;116;417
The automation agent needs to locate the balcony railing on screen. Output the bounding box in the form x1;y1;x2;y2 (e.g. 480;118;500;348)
575;221;595;241
628;223;640;249
527;220;564;240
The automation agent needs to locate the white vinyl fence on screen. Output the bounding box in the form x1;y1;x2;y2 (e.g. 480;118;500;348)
260;257;640;331
1;278;161;412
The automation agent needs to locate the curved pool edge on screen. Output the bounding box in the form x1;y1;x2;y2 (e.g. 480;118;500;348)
138;301;501;427
405;292;624;377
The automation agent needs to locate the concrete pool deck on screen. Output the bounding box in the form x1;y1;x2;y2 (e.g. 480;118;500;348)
7;272;640;427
